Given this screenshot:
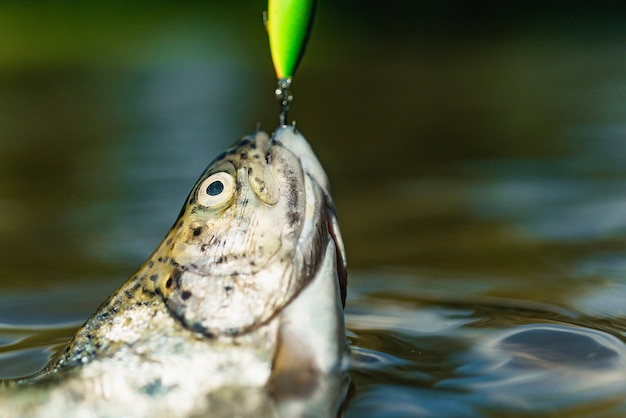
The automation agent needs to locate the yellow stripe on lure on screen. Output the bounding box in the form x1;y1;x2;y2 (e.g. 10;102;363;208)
266;0;317;80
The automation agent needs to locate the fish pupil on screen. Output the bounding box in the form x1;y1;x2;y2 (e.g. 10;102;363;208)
206;180;224;196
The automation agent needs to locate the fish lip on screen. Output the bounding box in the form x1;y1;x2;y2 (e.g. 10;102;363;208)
271;125;330;193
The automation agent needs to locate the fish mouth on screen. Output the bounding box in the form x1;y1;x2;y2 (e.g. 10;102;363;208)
271;125;331;197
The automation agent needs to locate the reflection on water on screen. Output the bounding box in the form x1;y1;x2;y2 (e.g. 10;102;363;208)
347;279;626;416
2;4;626;417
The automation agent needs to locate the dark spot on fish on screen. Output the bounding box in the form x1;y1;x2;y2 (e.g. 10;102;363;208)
190;263;198;269
165;277;173;289
181;291;192;300
188;195;197;205
250;142;257;149
178;220;184;228
172;268;183;287
224;286;233;293
155;287;162;296
254;177;267;193
148;261;154;268
226;328;239;336
133;282;141;291
190;323;214;338
235;181;243;192
248;167;253;175
141;379;164;396
192;226;202;236
240;151;248;159
165;238;172;246
124;289;134;299
149;274;158;282
216;256;223;264
141;287;156;296
191;206;197;214
265;151;272;164
253;154;260;159
287;180;300;206
132;275;140;282
201;244;208;252
288;211;301;225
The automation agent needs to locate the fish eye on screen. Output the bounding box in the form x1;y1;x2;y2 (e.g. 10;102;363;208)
197;172;235;208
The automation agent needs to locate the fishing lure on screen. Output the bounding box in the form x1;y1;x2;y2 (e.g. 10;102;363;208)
266;0;317;124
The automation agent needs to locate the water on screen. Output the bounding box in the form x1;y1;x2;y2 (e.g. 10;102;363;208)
1;3;626;417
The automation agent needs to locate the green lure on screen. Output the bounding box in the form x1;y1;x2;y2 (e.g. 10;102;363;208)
266;0;316;79
266;0;317;124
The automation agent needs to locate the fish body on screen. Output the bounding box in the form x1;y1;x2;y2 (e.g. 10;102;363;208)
1;126;349;417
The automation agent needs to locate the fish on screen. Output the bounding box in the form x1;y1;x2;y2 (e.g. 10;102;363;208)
0;126;350;418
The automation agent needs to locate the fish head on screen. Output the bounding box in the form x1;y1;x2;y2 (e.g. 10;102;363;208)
153;126;346;338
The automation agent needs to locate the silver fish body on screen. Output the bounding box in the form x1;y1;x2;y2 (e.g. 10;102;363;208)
0;126;349;418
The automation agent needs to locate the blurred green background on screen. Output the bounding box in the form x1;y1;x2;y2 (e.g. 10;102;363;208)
1;1;625;285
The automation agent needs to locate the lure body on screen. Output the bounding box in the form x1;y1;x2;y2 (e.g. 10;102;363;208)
267;0;317;79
